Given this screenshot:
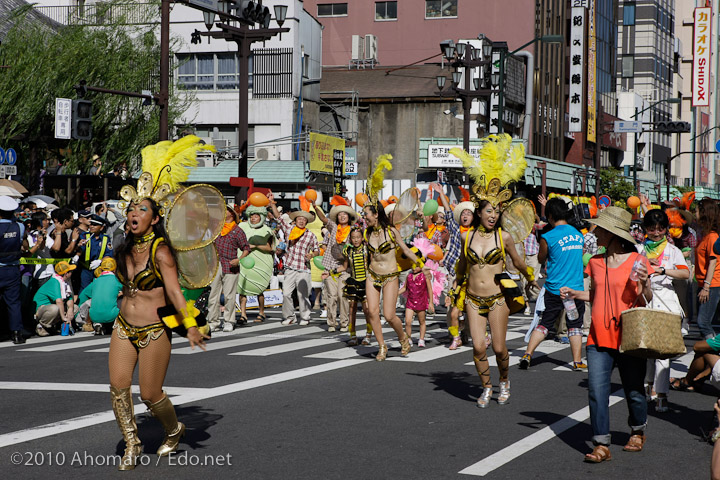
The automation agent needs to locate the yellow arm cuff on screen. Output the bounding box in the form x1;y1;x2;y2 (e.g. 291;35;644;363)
522;266;535;282
182;316;198;330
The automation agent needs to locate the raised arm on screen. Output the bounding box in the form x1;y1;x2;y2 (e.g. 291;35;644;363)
391;226;419;264
313;204;329;225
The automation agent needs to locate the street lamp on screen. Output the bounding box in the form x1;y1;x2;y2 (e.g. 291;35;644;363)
437;35;496;152
436;75;446;90
496;34;563;133
194;2;290;178
630;97;681;190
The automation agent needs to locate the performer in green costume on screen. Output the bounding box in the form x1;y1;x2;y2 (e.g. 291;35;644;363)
238;205;277;322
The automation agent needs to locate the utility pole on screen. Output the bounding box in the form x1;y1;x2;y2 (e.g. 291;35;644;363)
159;0;170;141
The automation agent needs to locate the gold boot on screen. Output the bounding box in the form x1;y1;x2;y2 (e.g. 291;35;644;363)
400;333;411;356
110;386;143;471
143;393;185;457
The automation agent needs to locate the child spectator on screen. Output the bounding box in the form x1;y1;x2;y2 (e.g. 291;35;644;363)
342;228;372;346
400;263;434;347
34;261;77;336
77;257;122;335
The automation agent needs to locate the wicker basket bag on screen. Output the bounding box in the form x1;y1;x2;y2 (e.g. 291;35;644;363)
619;303;686;359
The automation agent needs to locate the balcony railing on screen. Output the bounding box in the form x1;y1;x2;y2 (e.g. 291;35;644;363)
33;3;159;26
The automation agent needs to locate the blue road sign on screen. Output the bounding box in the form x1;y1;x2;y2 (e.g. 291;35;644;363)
715;139;720;153
5;148;16;166
0;147;5;165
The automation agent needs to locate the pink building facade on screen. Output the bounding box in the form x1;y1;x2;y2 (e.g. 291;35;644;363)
302;0;536;67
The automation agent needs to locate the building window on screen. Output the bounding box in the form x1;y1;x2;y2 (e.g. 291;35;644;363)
622;55;634;78
317;3;348;17
375;1;397;20
176;52;253;91
425;0;457;19
623;3;635;26
217;53;238;89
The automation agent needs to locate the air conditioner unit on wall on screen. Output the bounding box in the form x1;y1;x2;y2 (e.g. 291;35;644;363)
255;146;278;161
213;138;231;149
351;35;365;61
364;35;378;61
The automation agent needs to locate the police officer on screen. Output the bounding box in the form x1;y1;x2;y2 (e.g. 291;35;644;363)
78;214;113;293
0;195;27;344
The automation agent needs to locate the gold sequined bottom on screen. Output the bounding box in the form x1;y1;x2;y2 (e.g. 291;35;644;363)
465;291;505;316
114;313;166;349
368;268;401;289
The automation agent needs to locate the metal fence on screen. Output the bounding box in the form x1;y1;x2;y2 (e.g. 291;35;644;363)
33;3;158;26
252;48;293;99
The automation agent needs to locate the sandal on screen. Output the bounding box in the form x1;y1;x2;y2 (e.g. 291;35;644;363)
238;316;248;326
255;314;266;323
584;445;611;463
623;433;646;452
669;377;694;392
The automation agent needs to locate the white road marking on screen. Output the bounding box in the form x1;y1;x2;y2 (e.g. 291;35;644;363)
466;335;568;366
228;338;338;356
84;326;331;354
19;337;111;352
305;345;379;359
172;325;327;354
0;382;205;395
0;359;370;449
0;332;97;349
459;390;625;476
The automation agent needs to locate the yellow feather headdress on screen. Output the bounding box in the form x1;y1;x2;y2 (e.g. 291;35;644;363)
366;154;393;206
119;135;215;215
449;134;526;208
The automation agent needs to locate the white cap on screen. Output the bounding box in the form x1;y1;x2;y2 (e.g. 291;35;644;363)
0;195;19;212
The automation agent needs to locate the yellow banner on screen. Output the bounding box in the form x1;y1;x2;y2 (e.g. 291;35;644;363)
309;133;345;174
587;0;597;143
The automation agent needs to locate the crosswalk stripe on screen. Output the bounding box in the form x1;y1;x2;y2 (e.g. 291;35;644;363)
173;325;328;354
469;339;569;367
19;337;111;352
0;381;205;395
228;338;338;356
0;331;97;349
389;344;472;362
305;345;379;359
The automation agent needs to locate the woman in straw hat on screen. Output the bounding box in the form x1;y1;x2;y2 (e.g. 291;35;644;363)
560;206;653;463
312;197;358;332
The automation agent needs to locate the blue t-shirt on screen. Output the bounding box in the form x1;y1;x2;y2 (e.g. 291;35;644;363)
541;223;585;294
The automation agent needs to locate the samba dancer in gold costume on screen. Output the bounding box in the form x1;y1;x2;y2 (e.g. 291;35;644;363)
110;136;220;470
363;155;420;361
452;135;539;408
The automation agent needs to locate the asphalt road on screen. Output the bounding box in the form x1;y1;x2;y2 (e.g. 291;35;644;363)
0;306;716;479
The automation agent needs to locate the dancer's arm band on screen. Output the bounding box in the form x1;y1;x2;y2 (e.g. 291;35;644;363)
182;316;198;330
522;266;535;282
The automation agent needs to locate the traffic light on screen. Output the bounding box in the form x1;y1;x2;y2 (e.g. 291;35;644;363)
655;121;691;133
72;99;92;140
236;1;271;27
239;1;257;22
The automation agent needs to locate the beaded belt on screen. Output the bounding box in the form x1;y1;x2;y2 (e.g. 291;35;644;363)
114;313;166;349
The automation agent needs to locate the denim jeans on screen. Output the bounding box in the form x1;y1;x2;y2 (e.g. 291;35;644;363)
587;345;647;446
696;286;720;339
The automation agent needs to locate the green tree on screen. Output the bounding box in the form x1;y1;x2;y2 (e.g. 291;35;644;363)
599;167;635;210
0;2;193;191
